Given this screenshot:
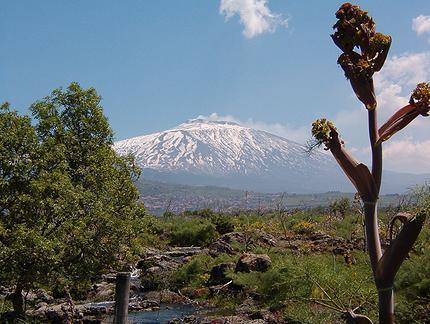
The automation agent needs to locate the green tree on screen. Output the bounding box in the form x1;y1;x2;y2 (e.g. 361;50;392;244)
0;83;145;314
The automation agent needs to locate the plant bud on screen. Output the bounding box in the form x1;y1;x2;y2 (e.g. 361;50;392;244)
311;119;337;146
370;33;392;72
410;82;430;116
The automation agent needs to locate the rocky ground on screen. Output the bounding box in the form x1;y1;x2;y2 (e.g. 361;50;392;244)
0;229;365;323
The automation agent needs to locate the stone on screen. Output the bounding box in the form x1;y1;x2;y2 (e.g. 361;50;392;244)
221;232;246;244
255;229;277;246
144;290;188;304
235;253;271;273
128;298;160;311
86;282;115;301
208;240;234;257
207;263;235;286
0;286;11;298
146;266;163;274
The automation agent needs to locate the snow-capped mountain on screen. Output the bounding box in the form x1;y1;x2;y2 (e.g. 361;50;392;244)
114;119;428;193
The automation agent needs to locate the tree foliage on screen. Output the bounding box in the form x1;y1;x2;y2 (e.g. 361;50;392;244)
0;83;145;308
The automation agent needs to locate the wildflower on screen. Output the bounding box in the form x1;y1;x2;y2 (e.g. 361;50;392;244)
311;118;337;147
332;3;391;110
332;3;375;54
312;119;377;201
369;33;392;72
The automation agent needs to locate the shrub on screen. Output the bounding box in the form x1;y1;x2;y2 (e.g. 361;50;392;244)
231;251;377;322
211;214;235;234
169;219;218;247
292;221;315;234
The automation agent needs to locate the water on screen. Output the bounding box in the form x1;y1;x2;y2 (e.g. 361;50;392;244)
103;303;198;324
86;298;204;323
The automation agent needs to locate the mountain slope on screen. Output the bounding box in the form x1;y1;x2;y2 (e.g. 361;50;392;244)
114;119;429;193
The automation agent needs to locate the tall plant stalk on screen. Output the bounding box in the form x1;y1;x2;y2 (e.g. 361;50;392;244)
310;3;429;322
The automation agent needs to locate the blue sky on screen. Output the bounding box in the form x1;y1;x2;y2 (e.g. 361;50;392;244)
1;1;430;173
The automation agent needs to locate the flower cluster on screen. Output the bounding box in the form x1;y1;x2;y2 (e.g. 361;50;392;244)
311;118;377;202
410;82;430;116
332;3;375;54
311;118;337;147
332;3;391;109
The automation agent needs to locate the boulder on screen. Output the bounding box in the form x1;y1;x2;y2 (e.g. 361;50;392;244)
208;239;234;257
43;302;82;323
235;253;271;273
0;286;11;298
144;290;188;304
26;289;54;306
209;231;277;257
137;247;206;272
254;229;277;246
207;263;235;286
86;282;115;301
128;298;160;311
221;232;246;244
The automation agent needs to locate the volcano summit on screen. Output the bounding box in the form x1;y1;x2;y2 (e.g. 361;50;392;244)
114;119;427;194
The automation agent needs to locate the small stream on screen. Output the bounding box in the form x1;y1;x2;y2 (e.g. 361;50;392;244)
98;303;202;324
91;267;206;323
127;303;196;323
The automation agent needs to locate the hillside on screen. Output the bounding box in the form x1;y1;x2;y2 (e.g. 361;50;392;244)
136;178;403;215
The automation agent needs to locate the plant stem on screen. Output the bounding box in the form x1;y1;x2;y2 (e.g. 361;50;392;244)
368;105;397;323
368;109;382;191
364;201;395;323
363;201;382;276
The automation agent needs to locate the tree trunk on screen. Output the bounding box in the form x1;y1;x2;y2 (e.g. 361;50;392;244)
10;284;24;314
378;287;394;323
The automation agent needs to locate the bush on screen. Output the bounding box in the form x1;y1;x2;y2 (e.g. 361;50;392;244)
231;251;378;322
292;221;315;234
211;214;235;234
169;219;218;247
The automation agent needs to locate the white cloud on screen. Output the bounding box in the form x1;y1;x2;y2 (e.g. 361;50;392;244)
197;52;430;174
350;139;430;174
219;0;288;38
374;52;430;142
412;15;430;35
325;52;430;173
383;139;430;174
197;112;308;143
376;52;430;90
335;52;430;140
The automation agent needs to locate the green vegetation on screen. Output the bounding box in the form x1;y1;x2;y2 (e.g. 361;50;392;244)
132;190;430;323
168;218;218;247
231;252;377;322
1;81;428;324
0;83;147;314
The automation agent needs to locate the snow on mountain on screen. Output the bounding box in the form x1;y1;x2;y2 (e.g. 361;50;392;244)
114;119;428;193
115;118;332;175
114;119;345;192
